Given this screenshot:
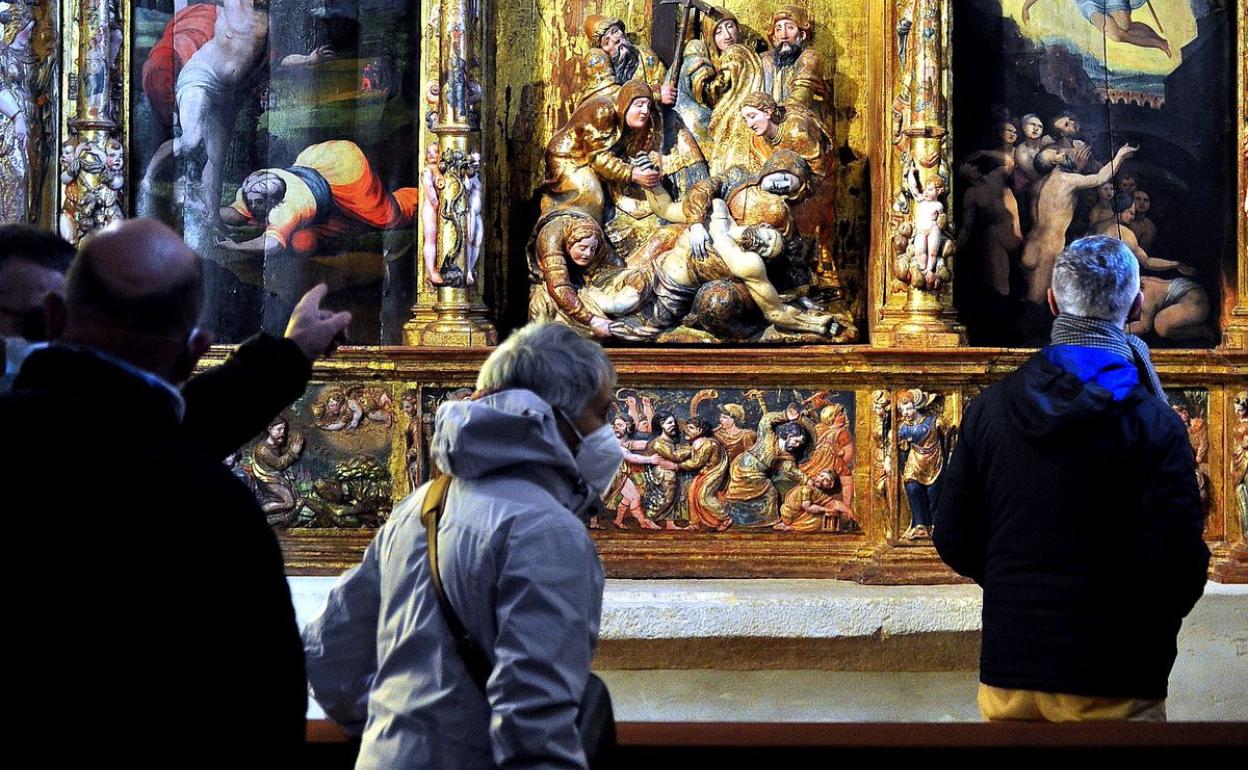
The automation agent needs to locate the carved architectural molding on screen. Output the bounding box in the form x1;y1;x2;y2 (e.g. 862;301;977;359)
59;0;125;243
404;0;497;346
874;0;963;348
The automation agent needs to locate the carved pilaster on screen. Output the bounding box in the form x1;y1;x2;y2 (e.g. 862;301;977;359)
59;0;124;243
0;0;59;227
405;0;497;347
875;0;963;347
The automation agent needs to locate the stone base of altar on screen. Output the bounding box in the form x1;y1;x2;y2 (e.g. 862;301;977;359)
289;578;1247;723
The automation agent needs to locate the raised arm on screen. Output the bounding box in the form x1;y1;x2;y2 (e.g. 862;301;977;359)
1070;144;1137;192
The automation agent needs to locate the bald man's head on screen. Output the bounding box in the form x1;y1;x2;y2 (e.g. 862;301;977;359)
51;219;211;384
67;218;203;337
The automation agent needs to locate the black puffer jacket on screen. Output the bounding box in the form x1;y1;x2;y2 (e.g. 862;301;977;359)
934;352;1209;699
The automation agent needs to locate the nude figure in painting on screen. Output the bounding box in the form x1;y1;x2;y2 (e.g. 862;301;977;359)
1020;142;1135;303
958;155;1022;297
1022;0;1171;58
174;0;270;220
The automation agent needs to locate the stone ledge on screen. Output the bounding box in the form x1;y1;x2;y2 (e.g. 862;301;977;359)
291;579;1247;721
290;578;1246;650
595;631;979;671
598;579;983;640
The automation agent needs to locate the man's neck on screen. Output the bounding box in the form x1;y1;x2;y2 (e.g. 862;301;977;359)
1049;314;1132;361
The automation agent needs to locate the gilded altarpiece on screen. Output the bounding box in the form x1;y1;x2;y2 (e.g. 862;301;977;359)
30;1;1248;581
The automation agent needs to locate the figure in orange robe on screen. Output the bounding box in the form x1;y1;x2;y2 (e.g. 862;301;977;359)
218;140;420;256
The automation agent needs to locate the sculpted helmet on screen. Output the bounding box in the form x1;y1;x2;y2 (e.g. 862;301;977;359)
584;14;624;46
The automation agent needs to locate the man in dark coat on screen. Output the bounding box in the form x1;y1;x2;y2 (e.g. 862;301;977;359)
934;235;1209;722
0;219;346;763
1;222;349;462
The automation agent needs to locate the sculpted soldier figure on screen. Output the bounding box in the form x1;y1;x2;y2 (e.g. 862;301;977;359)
723;405;809;527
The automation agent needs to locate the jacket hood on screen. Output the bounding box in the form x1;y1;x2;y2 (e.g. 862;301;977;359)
1002;353;1141;440
431;389;579;481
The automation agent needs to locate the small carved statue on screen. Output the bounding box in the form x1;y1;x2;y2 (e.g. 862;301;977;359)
421;143;444;284
894;168;953;291
896;389;947;541
465;151;482;285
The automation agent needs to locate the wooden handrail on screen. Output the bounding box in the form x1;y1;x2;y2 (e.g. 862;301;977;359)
307;719;1246;747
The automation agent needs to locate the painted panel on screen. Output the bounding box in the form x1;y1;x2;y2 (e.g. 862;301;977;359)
952;0;1233;347
129;0;421;343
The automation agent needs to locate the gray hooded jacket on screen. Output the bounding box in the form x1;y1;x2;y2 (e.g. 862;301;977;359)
303;389;605;769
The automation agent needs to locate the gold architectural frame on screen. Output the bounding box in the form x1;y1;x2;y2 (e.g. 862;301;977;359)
55;1;1248;582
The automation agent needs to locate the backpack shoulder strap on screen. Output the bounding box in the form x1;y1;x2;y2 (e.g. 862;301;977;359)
420;474;491;692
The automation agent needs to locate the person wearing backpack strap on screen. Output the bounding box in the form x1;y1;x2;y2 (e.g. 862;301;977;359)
304;322;619;768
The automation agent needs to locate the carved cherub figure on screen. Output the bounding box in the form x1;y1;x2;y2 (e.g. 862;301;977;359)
908;171;948;283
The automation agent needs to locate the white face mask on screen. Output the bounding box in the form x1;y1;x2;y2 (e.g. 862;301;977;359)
561;410;625;497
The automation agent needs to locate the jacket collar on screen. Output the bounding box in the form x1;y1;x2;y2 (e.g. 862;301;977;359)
11;344;186;432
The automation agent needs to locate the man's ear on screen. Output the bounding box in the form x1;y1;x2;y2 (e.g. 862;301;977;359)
1046;287;1060;319
1127;291;1143;324
170;328;214;385
43;292;66;340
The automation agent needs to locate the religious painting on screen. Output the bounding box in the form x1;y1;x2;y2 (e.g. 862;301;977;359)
505;1;872;344
889;387;956;545
952;0;1234;347
417;384;862;535
128;0;422;343
0;0;59;228
231;382;396;530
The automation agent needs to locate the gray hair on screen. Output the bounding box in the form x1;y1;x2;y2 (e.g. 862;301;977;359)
1051;236;1140;323
477;322;615;416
